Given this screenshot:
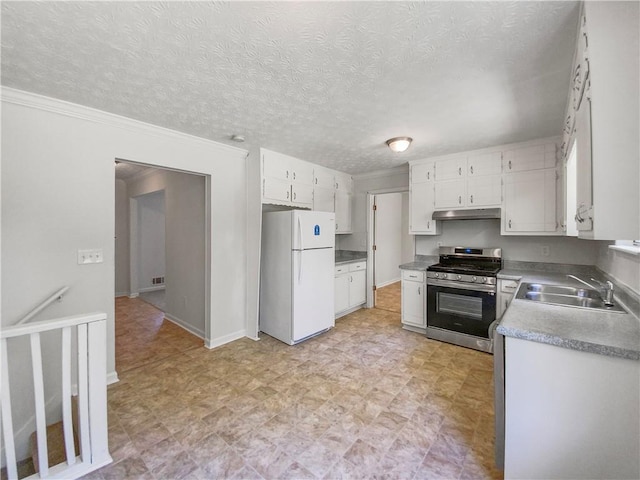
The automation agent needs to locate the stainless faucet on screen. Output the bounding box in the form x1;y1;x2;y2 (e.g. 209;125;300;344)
567;275;615;306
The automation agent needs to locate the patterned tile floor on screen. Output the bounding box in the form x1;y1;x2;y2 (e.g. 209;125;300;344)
87;297;502;480
375;282;401;313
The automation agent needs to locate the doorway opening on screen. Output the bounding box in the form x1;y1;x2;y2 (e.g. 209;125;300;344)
114;160;207;372
367;191;414;314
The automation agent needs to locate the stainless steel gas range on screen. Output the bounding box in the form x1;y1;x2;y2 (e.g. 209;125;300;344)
426;247;502;353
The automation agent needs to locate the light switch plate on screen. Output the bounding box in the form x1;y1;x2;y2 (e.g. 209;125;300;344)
78;249;104;264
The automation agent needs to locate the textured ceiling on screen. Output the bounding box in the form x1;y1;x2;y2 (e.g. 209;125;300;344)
1;1;579;174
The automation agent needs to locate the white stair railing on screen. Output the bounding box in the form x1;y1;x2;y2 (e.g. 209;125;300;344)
15;286;70;325
1;312;112;479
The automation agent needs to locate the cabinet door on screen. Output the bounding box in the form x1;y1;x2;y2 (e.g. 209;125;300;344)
335;274;350;314
335;191;352;233
263;178;291;205
401;279;425;328
334;172;353;192
467;175;502;207
574;90;593;232
291;184;313;208
410;181;437;234
411;162;434;184
434;179;466;209
468;152;502;176
504;169;557;233
291;160;314;186
314;167;335;190
263;152;292;182
503;144;557;173
349;270;366;307
435;157;466;181
313;187;335;212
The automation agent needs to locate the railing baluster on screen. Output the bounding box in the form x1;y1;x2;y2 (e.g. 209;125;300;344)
1;338;18;480
76;324;91;462
87;320;110;464
61;326;76;465
30;332;49;477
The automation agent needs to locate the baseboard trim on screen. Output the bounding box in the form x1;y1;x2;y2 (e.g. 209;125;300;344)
335;304;365;319
115;292;130;298
107;371;119;385
128;293;139;298
164;313;205;339
205;329;247;349
138;285;165;293
376;278;401;288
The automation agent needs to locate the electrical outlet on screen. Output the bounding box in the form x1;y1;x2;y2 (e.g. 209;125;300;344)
541;245;550;257
78;248;104;265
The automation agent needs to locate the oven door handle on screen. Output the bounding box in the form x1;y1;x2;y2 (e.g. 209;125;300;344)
427;278;496;293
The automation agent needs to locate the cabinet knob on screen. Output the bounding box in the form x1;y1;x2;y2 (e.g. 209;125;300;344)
293;172;296;180
470;195;473;204
458;196;462;204
287;190;290;199
293;192;296;200
427;221;430;229
470;165;474;175
427;172;430;180
418;287;421;295
508;160;512;170
458;167;462;176
286;170;289;179
508;219;512;228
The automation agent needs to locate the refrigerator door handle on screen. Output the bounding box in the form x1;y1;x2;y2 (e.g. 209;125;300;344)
297;214;304;251
298;251;303;285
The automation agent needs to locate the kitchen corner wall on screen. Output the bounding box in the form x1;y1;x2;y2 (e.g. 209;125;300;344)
596;244;640;294
414;220;603;265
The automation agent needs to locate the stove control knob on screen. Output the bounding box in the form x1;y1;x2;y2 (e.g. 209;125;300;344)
482;277;487;283
472;276;477;282
457;274;462;280
441;273;447;279
434;273;439;278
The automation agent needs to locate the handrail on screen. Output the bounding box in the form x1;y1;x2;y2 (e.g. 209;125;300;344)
15;286;69;325
1;312;106;339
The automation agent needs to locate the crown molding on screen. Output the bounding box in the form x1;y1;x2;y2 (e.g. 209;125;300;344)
1;87;249;159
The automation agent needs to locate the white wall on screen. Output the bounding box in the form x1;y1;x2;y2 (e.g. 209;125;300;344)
338;166;410;252
401;192;414;264
114;179;130;296
2;87;248;379
415;219;602;264
136;190;166;291
597;244;640;295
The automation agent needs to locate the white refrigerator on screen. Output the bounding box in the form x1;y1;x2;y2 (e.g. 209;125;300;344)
260;210;335;345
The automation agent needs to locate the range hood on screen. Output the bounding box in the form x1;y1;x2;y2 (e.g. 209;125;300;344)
432;208;501;221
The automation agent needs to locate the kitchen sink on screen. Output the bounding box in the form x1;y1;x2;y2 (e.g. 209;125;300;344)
516;282;627;313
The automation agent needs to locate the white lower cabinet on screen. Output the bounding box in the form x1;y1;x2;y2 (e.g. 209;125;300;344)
401;269;426;333
505;337;640;480
335;261;366;317
497;278;518;319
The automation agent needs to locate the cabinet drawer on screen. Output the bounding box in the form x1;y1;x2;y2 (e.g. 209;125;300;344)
402;270;425;282
349;261;366;272
500;279;519;293
334;265;348;276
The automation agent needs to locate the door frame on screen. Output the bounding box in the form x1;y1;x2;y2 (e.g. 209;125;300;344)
365;187;412;308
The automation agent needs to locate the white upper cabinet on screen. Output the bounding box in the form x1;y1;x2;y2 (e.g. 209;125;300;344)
503;168;558;234
314;166;335;190
467;152;503;176
334;172;353;192
503;143;557;173
261;149;314;208
467;175;502;207
409;162;439;235
313;166;335;213
435;156;466;181
434;179;466;209
334;172;353;233
561;3;639;240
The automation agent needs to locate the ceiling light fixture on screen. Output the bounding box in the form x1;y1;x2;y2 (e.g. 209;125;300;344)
231;134;245;143
386;136;413;153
